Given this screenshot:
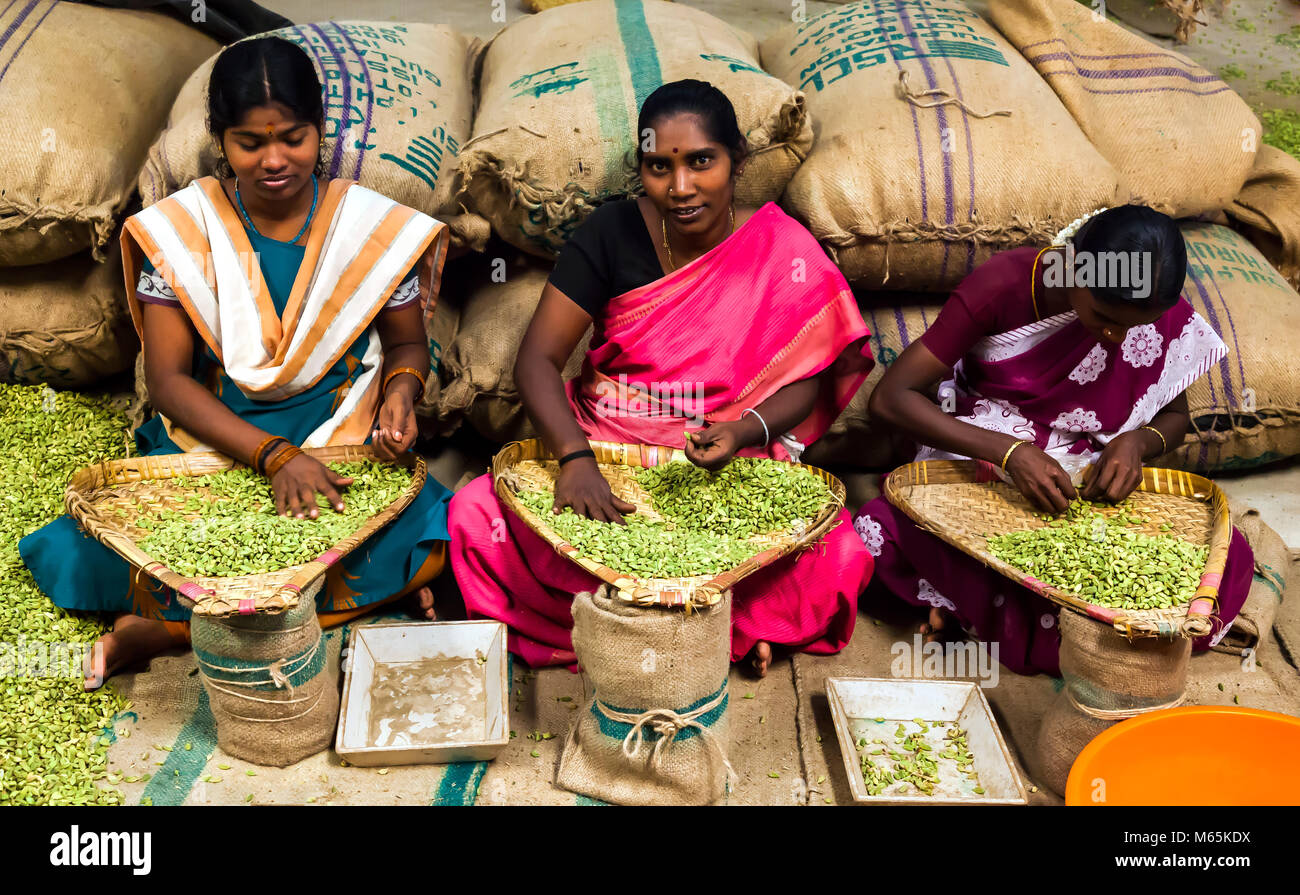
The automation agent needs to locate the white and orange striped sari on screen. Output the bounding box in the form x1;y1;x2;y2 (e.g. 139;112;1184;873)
120;176;448;449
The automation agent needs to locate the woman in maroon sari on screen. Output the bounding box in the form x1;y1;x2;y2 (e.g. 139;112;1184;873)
449;81;876;676
855;206;1253;676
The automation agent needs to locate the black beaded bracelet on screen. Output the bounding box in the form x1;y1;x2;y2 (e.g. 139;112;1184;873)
558;449;596;467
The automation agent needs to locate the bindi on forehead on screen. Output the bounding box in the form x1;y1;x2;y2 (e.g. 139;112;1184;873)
672;147;678;153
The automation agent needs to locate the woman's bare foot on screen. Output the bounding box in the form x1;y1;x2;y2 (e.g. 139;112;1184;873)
408;585;437;621
919;606;959;645
83;615;179;691
748;641;772;678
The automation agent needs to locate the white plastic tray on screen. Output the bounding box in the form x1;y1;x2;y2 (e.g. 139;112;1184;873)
827;677;1027;805
335;621;509;766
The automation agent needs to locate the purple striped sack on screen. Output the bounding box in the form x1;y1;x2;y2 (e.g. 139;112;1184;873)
760;0;1122;293
1172;222;1300;473
0;2;215;266
990;0;1260;219
138;22;484;251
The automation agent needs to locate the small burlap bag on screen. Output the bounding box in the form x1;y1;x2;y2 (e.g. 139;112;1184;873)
1170;223;1300;472
1228;145;1300;292
556;587;735;805
437;258;590;441
138;21;486;251
0;248;136;387
451;0;813;258
0;2;217;266
990;0;1259;218
759;0;1122;292
1031;610;1190;797
191;581;338;767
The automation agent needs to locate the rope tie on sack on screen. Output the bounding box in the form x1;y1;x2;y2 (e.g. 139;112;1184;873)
197;634;326;723
594;686;737;788
897;71;1013;119
1064;686;1187;721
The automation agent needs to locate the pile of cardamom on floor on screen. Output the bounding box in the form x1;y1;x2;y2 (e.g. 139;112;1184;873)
516;458;835;578
988;498;1209;611
0;383;132;805
127;460;413;578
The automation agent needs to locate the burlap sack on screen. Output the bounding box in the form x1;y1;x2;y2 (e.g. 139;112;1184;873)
1228;145;1300;291
451;0;814;258
989;0;1259;218
1169;223;1300;473
436;257;590;442
556;587;734;805
1031;610;1190;797
1216;500;1291;655
759;0;1123;292
804;298;943;469
0;2;217;266
138;21;487;252
0;248;136;387
191;583;338;768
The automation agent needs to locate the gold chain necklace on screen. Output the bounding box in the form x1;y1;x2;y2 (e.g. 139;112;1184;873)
662;205;735;271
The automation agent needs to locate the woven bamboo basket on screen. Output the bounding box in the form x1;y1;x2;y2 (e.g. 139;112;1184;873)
883;460;1232;640
492;439;846;609
64;446;426;618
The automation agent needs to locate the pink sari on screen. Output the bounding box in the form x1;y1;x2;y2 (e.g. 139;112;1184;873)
450;203;876;667
855;254;1254;675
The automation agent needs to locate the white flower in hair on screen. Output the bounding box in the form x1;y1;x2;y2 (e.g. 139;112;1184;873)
1051;207;1110;247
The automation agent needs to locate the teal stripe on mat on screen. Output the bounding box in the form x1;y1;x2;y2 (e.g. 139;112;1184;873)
615;0;662;110
431;653;512;806
139;690;218;806
575;795;609;806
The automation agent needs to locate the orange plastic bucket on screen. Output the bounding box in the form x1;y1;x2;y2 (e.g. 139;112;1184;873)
1065;706;1300;805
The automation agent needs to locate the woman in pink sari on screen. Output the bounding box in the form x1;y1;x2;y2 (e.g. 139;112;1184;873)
449;80;875;676
855;205;1253;676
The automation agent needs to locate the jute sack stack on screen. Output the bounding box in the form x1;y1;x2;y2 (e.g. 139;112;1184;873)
1170;222;1300;473
556;587;735;805
450;0;814;258
0;2;217;266
1031;610;1190;797
759;0;1123;292
989;0;1259;219
190;581;338;767
804;298;944;470
138;21;488;252
1227;145;1300;291
0;248;136;387
436;257;591;441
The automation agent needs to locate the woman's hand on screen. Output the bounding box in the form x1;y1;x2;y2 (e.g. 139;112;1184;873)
271;453;354;518
1081;431;1146;503
553;458;635;524
683;421;746;471
372;391;418;460
1005;444;1077;513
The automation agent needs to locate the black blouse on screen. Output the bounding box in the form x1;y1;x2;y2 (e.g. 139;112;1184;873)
547;199;665;317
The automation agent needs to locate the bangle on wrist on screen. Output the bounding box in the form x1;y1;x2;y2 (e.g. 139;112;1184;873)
1139;425;1168;456
252;436;287;475
741;408;770;447
558;448;596;467
1000;439;1030;471
382;366;426;404
264;444;303;480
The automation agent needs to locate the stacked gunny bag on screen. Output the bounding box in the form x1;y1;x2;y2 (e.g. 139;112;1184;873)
0;2;216;386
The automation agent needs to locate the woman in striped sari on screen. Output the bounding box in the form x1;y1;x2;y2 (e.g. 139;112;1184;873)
20;37;453;688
